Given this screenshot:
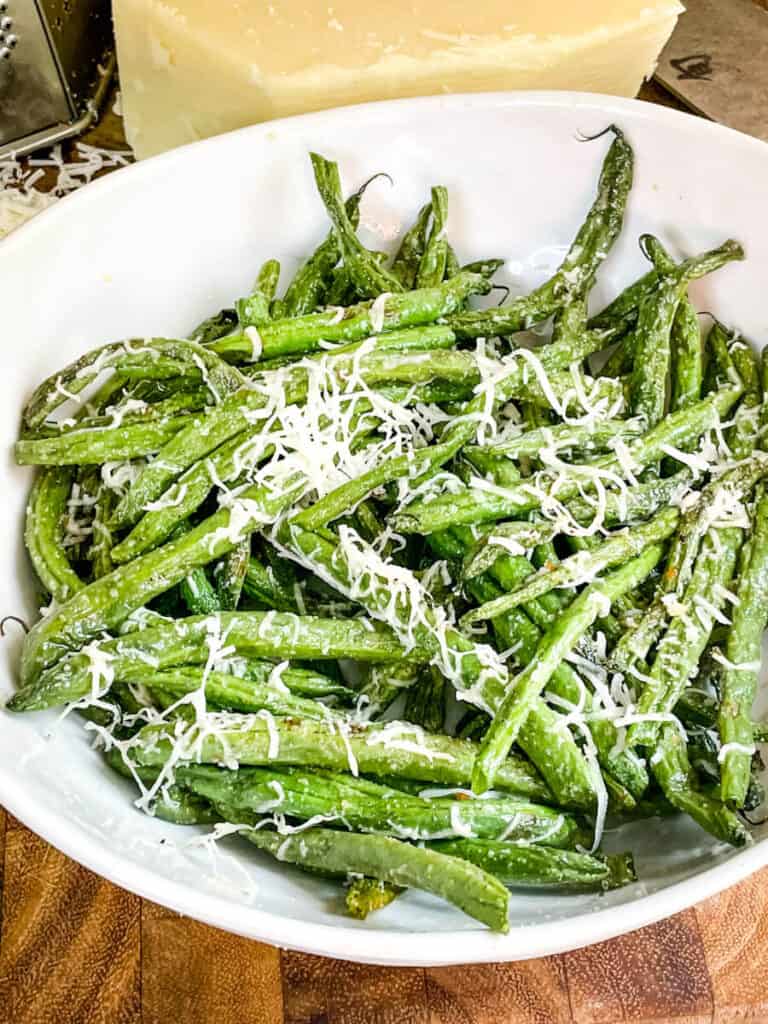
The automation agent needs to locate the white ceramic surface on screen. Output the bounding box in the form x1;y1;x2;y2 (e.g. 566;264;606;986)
1;92;767;966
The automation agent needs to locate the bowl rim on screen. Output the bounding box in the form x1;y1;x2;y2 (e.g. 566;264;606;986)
2;89;767;965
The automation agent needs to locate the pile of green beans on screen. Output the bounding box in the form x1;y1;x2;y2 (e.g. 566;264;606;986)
8;128;768;932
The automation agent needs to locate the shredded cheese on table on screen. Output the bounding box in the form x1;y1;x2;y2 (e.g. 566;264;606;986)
1;143;132;240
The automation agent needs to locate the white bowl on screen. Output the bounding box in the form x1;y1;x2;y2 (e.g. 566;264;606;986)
1;92;767;966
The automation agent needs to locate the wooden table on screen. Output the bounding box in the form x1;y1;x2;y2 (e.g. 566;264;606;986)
3;805;768;1023
3;77;768;1024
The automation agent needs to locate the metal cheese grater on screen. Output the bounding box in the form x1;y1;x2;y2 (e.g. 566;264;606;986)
0;0;114;160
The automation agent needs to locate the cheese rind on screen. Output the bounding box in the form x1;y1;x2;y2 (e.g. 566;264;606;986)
113;1;683;159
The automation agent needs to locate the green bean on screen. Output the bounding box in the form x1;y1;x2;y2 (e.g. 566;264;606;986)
459;538;553;630
416;187;449;288
16;415;194;466
599;334;635;378
111;366;444;562
455;554;634;804
215;539;250;611
569;382;738;477
110;427;278;563
349;498;386;545
415;469;691;540
24;467;85;601
551;297;588;348
236;258;281;328
189;309;238;346
151;657;355;704
280;522;514;716
670;297;702;412
58;465;95;568
345;877;401;919
444;244;461;282
393;200;436;288
9;610;419;712
462;507;679;625
728;337;762;459
131;667;345;720
456;712;487;742
464;417;644;461
447;126;633;339
211;271;490;363
18;475;357;684
310;153;404;298
256;259;281;301
719;484;768;807
681;454;766;584
292;327;609;533
161;516;223;616
105;749;217;825
391;201;432;288
511;369;624;415
357;662;420;717
337;348;484;388
513;700;601;810
610;591;676;678
241;826;510;931
629;241;686;427
461;569;648;803
403;666;446;733
589;239;744;335
178;765;581;845
461;522;557;582
179;567;221;616
22;338;244;434
323;266;354;308
326;324;458;356
394;388;738;535
109;281;484;531
88;483;116;580
651;725;748;847
674;687;723;731
690;719;763;795
612;456;768;676
241;557;301;612
473;544;665;794
108;388;303;532
239;661;355;701
120;428;370;574
130;714;552;801
459;447;521;489
280;180;369;316
431;840;635;890
628;528;743;749
80;385;206;427
458;259;503;284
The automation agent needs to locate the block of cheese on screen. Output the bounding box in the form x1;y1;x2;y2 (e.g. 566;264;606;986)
113;0;684;159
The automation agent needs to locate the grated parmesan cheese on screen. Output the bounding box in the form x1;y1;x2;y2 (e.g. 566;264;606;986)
369;292;391;334
244;326;263;362
718;741;756;762
1;143;132;240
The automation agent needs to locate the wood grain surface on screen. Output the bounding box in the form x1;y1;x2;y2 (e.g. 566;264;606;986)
3;801;768;1024
3;46;768;1024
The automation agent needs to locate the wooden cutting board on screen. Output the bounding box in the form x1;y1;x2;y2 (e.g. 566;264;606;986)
3;60;768;1024
2;805;768;1023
